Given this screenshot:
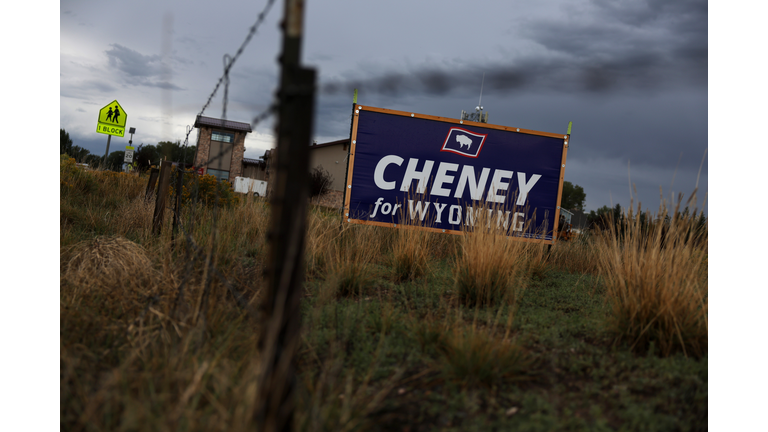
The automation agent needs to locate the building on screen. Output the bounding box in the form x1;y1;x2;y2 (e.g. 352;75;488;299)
192;116;252;182
242;148;271;182
309;139;350;191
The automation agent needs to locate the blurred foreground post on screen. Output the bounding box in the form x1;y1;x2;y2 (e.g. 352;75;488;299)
255;1;316;431
152;160;173;235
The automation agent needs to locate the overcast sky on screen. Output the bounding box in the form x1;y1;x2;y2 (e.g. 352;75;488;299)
59;0;708;214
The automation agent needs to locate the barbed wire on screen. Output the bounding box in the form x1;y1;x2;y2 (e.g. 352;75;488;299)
143;0;280;324
181;0;278;147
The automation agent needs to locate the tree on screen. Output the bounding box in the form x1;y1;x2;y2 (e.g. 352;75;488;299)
135;141;196;171
560;180;586;211
156;140;197;166
84;154;101;168
134;144;159;172
587;204;622;232
60;129;73;155
69;145;91;163
106;151;126;171
156;140;179;162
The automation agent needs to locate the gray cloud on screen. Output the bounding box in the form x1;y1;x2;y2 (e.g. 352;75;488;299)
60;80;117;99
105;44;163;77
320;0;706;98
104;44;186;90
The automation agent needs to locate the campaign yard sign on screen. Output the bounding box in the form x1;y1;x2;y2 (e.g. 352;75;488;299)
343;105;570;243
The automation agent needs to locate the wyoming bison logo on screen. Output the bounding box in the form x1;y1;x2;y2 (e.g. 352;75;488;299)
440;127;487;158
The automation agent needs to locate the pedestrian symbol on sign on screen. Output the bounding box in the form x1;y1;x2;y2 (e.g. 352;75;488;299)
97;100;127;137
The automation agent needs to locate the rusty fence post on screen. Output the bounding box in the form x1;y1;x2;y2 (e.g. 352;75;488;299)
145;167;160;200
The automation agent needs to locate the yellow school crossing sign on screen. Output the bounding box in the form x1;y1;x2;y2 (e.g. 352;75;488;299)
97;100;127;137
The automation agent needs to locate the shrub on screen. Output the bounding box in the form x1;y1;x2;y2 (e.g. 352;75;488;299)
168;170;241;209
310;165;334;198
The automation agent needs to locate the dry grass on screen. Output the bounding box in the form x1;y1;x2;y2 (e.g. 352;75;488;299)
390;224;432;282
437;326;533;387
547;233;603;275
452;207;536;307
322;224;383;300
60;153;707;429
595;200;708;357
305;210;340;278
62;235;160;300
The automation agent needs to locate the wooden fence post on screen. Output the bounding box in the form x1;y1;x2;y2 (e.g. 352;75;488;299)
152;161;173;235
171;168;184;246
145;167;160;200
255;1;316;431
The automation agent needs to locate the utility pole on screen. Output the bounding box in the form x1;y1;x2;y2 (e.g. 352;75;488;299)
255;1;316;431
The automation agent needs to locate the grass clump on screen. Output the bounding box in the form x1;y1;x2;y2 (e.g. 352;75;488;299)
390;225;431;282
62;235;159;300
437;327;533;388
322;224;382;300
453;209;533;307
596;199;708;358
547;232;602;275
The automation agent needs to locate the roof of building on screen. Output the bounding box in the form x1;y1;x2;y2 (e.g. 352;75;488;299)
242;157;263;165
194;115;253;132
310;138;349;149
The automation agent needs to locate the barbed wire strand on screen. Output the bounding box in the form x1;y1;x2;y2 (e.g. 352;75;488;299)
181;0;278;147
161;0;278;323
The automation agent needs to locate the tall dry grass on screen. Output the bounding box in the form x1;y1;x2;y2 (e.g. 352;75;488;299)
546;232;602;275
323;223;384;300
595;199;708;357
452;205;540;307
390;223;432;282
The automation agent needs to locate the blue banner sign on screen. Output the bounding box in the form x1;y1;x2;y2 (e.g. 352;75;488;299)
344;106;569;242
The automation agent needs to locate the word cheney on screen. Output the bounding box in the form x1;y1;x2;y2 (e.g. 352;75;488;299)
373;155;542;204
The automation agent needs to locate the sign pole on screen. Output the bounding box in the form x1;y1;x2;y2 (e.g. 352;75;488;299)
102;135;111;168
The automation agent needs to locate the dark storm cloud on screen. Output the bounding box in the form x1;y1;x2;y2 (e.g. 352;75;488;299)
106;44;163;77
104;44;186;90
320;0;706;98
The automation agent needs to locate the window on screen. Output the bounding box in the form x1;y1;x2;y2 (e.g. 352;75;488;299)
207;168;230;181
211;131;234;143
208;130;234;172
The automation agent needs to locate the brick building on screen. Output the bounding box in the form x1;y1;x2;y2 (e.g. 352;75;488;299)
192;116;252;182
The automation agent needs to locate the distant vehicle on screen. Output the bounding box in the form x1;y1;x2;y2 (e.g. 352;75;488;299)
234;177;267;197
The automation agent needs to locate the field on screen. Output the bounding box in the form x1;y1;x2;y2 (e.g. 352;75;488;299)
60;156;708;431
